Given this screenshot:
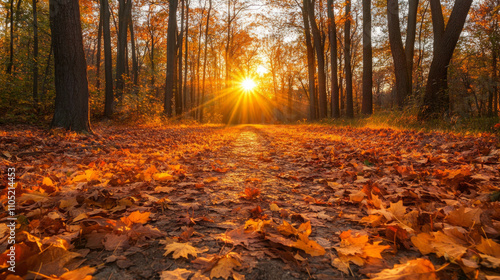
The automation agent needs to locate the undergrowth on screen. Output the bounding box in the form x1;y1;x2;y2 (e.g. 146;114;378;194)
318;110;500;135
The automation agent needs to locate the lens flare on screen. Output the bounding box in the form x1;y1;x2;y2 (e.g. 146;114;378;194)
241;78;257;92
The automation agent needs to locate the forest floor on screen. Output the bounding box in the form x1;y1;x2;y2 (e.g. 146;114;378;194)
1;124;500;280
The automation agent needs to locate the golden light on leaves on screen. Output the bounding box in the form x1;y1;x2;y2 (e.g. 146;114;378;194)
153;172;174;181
121;210;150;226
370;258;438;280
332;230;390;270
411;231;467;260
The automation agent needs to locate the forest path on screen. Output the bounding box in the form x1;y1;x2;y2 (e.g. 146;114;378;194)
1;124;498;280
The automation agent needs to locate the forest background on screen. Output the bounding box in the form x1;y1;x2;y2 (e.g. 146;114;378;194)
0;0;499;132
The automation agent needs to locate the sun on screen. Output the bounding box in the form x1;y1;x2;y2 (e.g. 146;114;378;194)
241;78;257;92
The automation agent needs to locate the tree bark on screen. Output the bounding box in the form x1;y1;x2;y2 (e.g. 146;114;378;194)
49;0;92;133
327;0;339;118
102;0;113;117
345;0;354;118
32;0;39;111
96;9;102;91
164;0;178;116
115;0;131;102
177;0;184;116
405;0;418;93
387;0;410;107
419;0;473;119
7;0;14;74
200;0;212;122
128;6;138;88
362;0;372;115
302;0;316;121
493;41;498;115
307;0;327;119
183;0;189;112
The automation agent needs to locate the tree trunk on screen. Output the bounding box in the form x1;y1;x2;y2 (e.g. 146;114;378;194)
419;0;473;119
115;0;131;102
405;0;418;94
164;0;178;116
387;0;410;107
102;0;113;117
222;0;232;123
128;6;138;88
288;75;293;119
177;0;184;116
345;0;354;118
7;0;14;74
327;0;339;118
307;0;327;119
493;42;498;115
195;2;204;120
32;0;39;111
362;0;372;115
183;0;189;112
49;0;92;133
96;10;102;91
302;0;316;121
201;0;212;123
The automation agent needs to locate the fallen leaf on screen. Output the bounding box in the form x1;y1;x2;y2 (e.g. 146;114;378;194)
163;242;205;259
270;203;280;211
293;235;326;256
349;190;366;203
388;200;407;221
446;207;482;228
124;211;150;225
370;258;437;280
476;237;500;258
210;252;242;280
42;177;54;186
160;268;193;280
58;266;96;280
203;177;218;183
153;172;174;181
411;231;467;260
277;220;298;237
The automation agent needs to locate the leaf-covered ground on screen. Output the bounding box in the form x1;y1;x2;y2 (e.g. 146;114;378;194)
1;124;500;280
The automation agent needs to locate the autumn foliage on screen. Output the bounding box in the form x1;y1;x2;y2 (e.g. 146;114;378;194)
1;124;500;279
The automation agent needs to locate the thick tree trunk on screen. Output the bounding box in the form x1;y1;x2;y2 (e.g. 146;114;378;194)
164;0;178;116
387;0;410;107
345;0;354;118
49;0;92;133
201;0;212;123
362;0;372;115
419;0;473;119
32;0;39;110
307;0;327;119
102;0;113;117
302;0;316;121
327;0;339;118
